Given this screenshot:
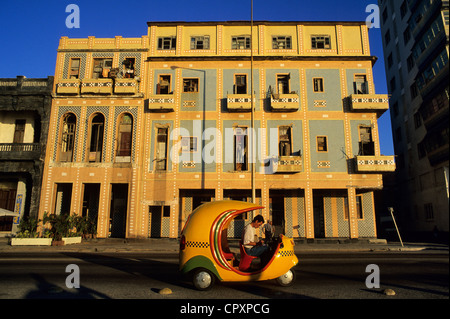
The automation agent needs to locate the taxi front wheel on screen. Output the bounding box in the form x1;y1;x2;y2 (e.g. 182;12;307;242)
192;268;215;291
276;268;296;287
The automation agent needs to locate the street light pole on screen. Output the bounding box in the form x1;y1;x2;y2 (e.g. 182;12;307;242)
250;0;256;204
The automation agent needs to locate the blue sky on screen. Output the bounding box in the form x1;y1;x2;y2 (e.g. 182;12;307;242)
0;0;394;155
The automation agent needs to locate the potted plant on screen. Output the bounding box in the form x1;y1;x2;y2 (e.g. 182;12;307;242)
43;212;72;246
10;216;52;246
73;215;97;239
85;216;97;239
62;214;82;244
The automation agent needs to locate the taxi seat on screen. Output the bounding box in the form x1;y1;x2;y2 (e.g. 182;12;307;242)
239;241;258;271
221;229;235;261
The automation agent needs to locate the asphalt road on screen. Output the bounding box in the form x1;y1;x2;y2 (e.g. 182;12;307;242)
0;251;448;301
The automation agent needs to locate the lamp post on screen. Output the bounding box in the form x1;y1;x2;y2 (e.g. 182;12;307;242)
250;0;256;204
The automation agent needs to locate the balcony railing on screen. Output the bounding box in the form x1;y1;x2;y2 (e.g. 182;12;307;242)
56;79;81;94
56;78;139;95
276;156;302;172
349;94;389;112
81;78;113;94
354;155;396;173
146;94;175;112
114;78;138;94
264;156;302;173
0;143;41;160
270;93;300;111
227;94;253;112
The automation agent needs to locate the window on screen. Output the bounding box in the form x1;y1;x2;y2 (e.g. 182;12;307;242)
158;37;176;50
60;113;76;162
272;36;292;49
0;189;16;212
359;126;375;156
313;78;324;92
88;113;105;162
13;120;26;144
116;113;133;159
317;136;328;152
155;127;168;171
407;55;414;72
384;30;391;45
232;36;251;49
234;127;248;171
181;136;198;153
279;126;292;156
122;58;135;78
387;53;393;69
403;29;411;45
92;58;113;79
311;35;331;49
234;74;247;94
410;83;418;99
393;102;399;117
190;36;210;50
183;78;199;93
277;74;290;94
0;216;13;232
418;141;427;159
354;75;368;94
400;1;408;19
69;58;81;79
390;76;396;91
382;8;388;24
424;203;434;220
157;75;171;94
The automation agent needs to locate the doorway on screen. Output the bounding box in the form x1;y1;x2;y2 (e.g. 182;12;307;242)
54;183;73;215
82;184;100;233
179;189;215;236
109;184;128;238
269;190;286;236
313;191;326;238
149;205;170;238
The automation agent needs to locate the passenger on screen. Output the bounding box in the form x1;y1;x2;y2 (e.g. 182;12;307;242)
263;220;274;241
242;215;270;266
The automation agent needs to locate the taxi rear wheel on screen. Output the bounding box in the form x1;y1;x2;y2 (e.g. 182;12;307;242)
192;268;215;291
276;268;296;287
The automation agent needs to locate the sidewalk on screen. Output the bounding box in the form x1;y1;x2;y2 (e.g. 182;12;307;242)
1;237;448;254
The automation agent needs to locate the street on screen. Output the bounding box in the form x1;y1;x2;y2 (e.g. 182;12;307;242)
0;250;448;300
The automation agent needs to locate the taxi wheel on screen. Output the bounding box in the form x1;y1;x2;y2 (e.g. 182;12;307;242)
192;268;215;291
276;268;296;287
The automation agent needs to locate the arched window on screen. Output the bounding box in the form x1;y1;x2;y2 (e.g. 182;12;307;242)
116;113;133;161
88;113;105;162
59;113;76;162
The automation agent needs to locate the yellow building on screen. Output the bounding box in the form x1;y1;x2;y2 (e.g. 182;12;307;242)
39;21;394;239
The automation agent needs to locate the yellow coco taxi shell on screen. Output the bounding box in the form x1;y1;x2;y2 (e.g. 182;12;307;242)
179;200;299;290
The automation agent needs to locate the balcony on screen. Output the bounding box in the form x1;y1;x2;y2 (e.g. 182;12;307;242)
421;100;449;130
226;94;253;112
56;79;81;94
349;94;389;113
263;156;302;173
81;78;113;94
146;94;175;112
270;93;300;112
354;155;396;173
276;156;302;173
114;78;138;94
56;78;141;96
0;143;41;161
